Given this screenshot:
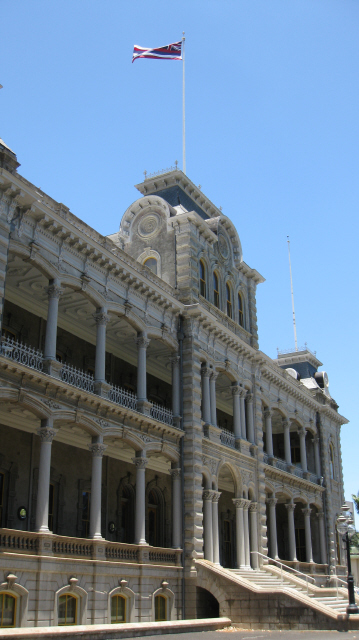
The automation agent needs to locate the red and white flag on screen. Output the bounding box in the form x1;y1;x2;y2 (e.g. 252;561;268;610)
132;41;182;63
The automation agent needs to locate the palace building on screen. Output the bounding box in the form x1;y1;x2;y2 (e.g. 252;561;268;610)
0;138;351;630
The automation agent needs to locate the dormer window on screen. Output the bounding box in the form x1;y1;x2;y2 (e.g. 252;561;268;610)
144;257;157;275
213;272;220;308
238;292;244;327
199;260;206;298
226;283;232;319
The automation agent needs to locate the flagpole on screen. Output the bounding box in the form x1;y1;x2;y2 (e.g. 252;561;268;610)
182;32;186;174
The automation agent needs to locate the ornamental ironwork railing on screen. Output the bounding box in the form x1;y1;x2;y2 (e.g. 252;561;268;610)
108;385;137;411
60;363;94;393
150;402;173;426
220;428;236;449
1;336;43;372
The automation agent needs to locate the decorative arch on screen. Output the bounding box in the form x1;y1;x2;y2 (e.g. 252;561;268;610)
151;582;175;621
137;249;162;278
119;195;172;243
216;460;241;497
218;216;243;266
0;575;29;628
107;582;135;623
53;579;87;626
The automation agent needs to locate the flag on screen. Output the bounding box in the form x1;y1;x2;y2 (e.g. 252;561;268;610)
132;41;182;63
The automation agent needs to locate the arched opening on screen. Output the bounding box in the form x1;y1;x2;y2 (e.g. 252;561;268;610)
58;594;77;626
199;260;206;298
0;593;16;628
226;282;232;319
154;594;167;621
119;483;135;543
215;372;233;435
310;504;321;564
238;292;244;327
213;272;220;308
218;464;236;568
143;257;157;275
111;595;126;623
147;486;165;547
196;587;219;618
293;501;306;562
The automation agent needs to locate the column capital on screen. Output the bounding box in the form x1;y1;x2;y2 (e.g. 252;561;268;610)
203;490;216;501
282;417;290;429
210;370;219;382
37;427;57;443
212;490;222;503
302;506;311;517
135;335;150;349
242;499;251;511
89;442;107;457
170;468;181;478
316;510;325;520
169;355;180;367
298;426;307;438
285;502;295;512
201;366;212;378
231;384;241;396
312;435;320;445
93;310;110;326
46;283;63;299
240;388;247;399
264;408;273;419
266;497;278;507
249;501;258;512
246;393;254;404
232;498;247;509
132;456;148;469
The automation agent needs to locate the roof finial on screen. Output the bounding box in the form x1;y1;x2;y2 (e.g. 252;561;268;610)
144;170;147;180
175;160;178;170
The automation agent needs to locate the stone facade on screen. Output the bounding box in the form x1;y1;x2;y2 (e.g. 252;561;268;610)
0;139;349;629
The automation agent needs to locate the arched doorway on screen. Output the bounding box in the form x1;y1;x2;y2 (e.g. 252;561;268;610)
218;464;236;568
196;587;219;618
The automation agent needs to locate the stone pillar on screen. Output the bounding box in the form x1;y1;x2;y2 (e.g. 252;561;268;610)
212;491;221;565
35;419;57;532
233;498;245;568
133;455;148;545
302;506;313;563
243;499;251;567
299;427;308;472
283;418;292;465
93;309;110;396
313;436;321;477
43;280;63;377
264;409;274;457
249;502;259;569
203;490;214;562
170;356;181;426
246;393;255;444
286;501;297;561
267;497;278;559
240;389;247;440
201;366;211;424
135;335;151;415
317;511;327;565
232;384;242;442
209;371;218;427
88;437;107;539
170;468;182;549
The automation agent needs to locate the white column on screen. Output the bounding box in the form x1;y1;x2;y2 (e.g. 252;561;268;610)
317;511;327;565
286;501;297;561
44;280;62;360
88;437;107;539
313;436;321;477
201;366;211;424
240;389;247;439
94;309;109;383
212;491;221;565
299;427;308;472
243;499;251;567
209;371;218;427
133;456;148;545
302;506;313;563
170;356;181;421
135;335;150;401
249;502;259;569
264;409;273;457
267;497;278;559
203;490;214;562
283;418;292;465
232;384;242;441
233;498;245;568
170;468;182;549
246;393;255;444
35;419;57;533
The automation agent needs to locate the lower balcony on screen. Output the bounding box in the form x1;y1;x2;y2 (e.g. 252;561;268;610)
263;452;320;485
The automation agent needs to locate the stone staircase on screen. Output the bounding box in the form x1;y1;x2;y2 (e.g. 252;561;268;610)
231;567;349;615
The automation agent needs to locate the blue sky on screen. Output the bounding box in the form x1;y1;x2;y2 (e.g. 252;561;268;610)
1;0;358;516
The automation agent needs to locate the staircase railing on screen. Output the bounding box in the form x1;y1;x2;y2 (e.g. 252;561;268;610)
251;551;315;595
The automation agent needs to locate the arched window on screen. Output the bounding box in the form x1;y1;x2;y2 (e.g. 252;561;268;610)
111;595;126;623
199;260;206;298
154;595;167;621
329;444;335;479
238;292;244;327
144;257;157;275
58;594;77;626
0;593;16;628
213;272;220;308
226;283;232;319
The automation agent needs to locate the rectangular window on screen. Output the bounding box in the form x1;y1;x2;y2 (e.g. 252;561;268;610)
58;594;77;625
81;491;91;538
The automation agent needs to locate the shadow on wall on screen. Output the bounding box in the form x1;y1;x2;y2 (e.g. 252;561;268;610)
196;587;219;618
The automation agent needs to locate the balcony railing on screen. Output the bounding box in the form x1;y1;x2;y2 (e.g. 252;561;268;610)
263;453;319;484
108;385;137;411
60;363;95;393
1;336;43;372
220;428;236;449
150;402;173;426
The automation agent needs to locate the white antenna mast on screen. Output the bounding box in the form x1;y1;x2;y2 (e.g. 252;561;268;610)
287;236;298;351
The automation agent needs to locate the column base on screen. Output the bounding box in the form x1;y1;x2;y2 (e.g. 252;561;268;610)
173;415;182;428
137;399;152;416
37;533;54;556
303;471;311;480
94;380;111;398
43;358;62;378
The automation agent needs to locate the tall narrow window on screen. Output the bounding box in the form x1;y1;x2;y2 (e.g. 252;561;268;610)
111;595;126;623
144;257;157;275
213;272;220;308
226;283;232;319
48;483;54;532
82;491;91;537
238;293;244;327
0;472;4;526
155;595;167;621
329;445;335;479
58;594;77;626
0;593;16;628
199;260;206;298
